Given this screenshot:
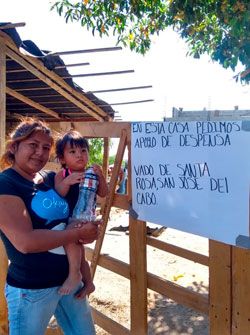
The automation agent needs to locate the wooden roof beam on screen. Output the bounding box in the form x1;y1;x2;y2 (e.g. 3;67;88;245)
74;121;131;139
14;87;55;92
6;87;61;119
0;32;111;121
6;62;90;73
5;46;105;121
48;117;99;122
6;70;135;83
7;99;70;105
8;94;61;98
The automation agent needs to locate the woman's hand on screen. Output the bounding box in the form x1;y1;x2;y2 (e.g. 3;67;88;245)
67;218;102;244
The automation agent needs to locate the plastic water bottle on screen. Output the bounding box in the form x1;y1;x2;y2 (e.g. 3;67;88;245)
72;167;99;221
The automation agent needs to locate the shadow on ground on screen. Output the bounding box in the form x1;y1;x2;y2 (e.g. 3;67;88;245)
148;282;209;335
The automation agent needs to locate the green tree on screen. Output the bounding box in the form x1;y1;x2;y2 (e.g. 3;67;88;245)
108;155;116;166
88;138;104;166
52;0;250;82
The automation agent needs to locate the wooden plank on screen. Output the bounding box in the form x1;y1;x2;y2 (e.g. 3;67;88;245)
7;100;71;105
147;237;209;266
232;246;250;334
48;117;98;123
86;246;208;314
127;135;132;201
112;194;130;210
129;219;147;335
7;68;30;73
147;271;209;314
0;43;6;155
100;137;109;219
15;87;56;92
91;307;130;335
155;276;208;314
90;130;127;277
209;240;232;334
74;121;131;139
85;247;130;279
6;87;60;119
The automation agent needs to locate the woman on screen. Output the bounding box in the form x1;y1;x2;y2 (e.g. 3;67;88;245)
0;118;99;335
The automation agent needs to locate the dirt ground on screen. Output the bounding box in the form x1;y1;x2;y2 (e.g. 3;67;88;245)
89;208;209;335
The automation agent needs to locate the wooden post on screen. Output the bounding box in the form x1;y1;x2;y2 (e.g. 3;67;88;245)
232;246;250;334
126;131;132;199
98;137;109;214
127;134;147;333
129;218;147;335
0;42;8;335
90;130;127;277
209;240;232;334
102;137;109;180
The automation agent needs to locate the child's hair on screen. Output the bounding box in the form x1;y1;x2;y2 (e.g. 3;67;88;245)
0;117;53;170
55;130;89;167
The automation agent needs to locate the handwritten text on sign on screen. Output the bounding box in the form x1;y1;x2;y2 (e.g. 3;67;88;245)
131;121;250;245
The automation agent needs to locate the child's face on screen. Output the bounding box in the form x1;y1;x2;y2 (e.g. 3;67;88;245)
61;143;89;171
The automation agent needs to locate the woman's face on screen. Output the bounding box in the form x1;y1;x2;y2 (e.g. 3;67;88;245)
12;131;52;175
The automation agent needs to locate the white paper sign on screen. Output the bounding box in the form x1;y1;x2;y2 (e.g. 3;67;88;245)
131;120;250;246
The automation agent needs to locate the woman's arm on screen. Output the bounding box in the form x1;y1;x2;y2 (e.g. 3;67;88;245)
0;195;99;253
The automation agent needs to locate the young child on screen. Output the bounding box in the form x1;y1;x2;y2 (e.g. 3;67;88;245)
55;130;108;295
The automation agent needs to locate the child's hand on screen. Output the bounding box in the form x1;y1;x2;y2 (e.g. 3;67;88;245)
92;165;108;197
92;164;104;177
63;172;84;186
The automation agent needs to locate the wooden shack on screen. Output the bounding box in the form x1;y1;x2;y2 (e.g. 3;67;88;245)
1;23;250;335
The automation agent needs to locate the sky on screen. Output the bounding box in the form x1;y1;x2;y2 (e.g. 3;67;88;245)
1;0;250;122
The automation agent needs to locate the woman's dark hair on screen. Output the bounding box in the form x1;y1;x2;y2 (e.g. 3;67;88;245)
55;130;89;167
0;117;53;170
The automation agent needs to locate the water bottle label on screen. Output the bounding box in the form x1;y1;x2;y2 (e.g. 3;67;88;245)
82;168;98;191
72;167;99;220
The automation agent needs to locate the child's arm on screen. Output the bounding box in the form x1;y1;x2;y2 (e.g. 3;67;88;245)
55;170;84;197
92;164;108;197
